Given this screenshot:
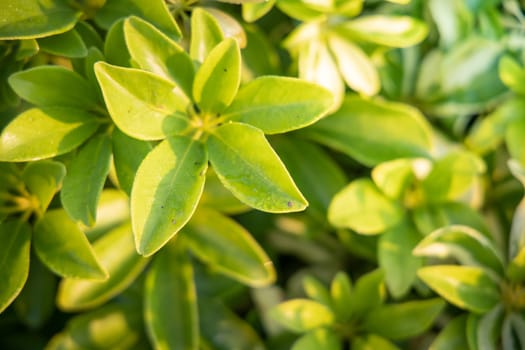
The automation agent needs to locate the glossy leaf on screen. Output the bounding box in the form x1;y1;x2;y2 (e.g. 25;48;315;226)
330;272;353;322
145;241;198;350
328;178;403;234
95;62;188;140
61;133;112;226
417;265;501;313
183;207;275;287
57;224;150;311
33;209;107;280
379;222;422;298
223;76;333;134
131;137;207;256
94;0;181;39
337;15;428;47
242;0;276;22
22;160;66;212
47;302;144;350
207;122;307;213
199;298;265;350
413;225;505;276
193;38;241;114
270;299;335;332
124;16;194;98
328;33;379;96
0;0;80;39
9;66;99;109
37;28;87;58
0;107;100;162
190;8;224;62
303;95;432;166
363;298;445;340
430;315;469;350
292;328;341;350
0;220;31;313
111;128;152;196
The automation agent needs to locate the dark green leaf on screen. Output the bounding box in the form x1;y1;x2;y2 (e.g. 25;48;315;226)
207;122;307;213
223;76;333;134
0;0;80;39
328;178;403;234
103;19;130;66
193;38;241;114
38;28;87;58
95;62;189;141
183;207;275;287
61;133;112;226
430;314;469;350
57;223;150;311
9;66;99;109
330;272;353;322
131;137;207;256
33;209;107;280
348;269;386;319
0;107;100;162
145;241;198;350
0;220;31;313
363;298;445;340
417;265;501;313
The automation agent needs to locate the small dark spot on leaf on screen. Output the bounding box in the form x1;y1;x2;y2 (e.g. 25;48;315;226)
287;201;293;208
223;68;228;72
171;218;177;225
161;205;164;209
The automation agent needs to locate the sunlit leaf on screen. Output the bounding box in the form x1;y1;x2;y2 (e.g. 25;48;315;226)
270;299;335;332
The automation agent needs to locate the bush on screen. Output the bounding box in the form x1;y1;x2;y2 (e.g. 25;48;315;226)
1;0;525;349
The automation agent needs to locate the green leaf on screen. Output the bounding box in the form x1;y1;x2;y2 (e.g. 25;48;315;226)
94;0;181;39
47;302;144;350
363;298;445;340
0;0;80;39
499;55;525;95
472;305;504;350
302;275;332;307
199;298;265;350
193;38;241;114
0;220;31;313
37;28;87;58
328;178;403;234
207;122;307;213
327;33;380;96
352;334;401;350
276;0;326;21
506;246;525;283
132;137;207;256
94;62;189;141
348;269;386;319
61;133;112;226
271;136;347;220
183;207;275;287
9;66;99;109
242;0;276;22
413;225;505;277
506;117;525;166
417;265;501;313
190;8;224;62
303;95;432;166
379;222;422;298
33;209;107;280
22;160;66;212
57;223;150;311
336;15;428;48
145;241;198;350
292;328;341;350
111;128;152;196
84;189;130;242
124;16;194;99
223;76;333;134
430;315;469;350
372;158;424;200
0;107;100;162
270;299;335;333
199;168;249;214
330;272;353;322
13;255;56;329
421;150;485;202
103;19;131;66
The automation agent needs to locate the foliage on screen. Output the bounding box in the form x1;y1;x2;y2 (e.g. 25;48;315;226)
1;0;525;349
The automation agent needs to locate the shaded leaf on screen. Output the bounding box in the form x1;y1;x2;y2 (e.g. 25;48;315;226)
38;28;87;58
145;241;198;350
0;220;31;313
330;272;353;322
430;314;469;350
184;207;275;287
207;122;307;213
0;107;100;162
84;189;130;242
352;334;401;350
33;209;107;280
292;328;341;350
132;137;207;256
22;160;66;212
